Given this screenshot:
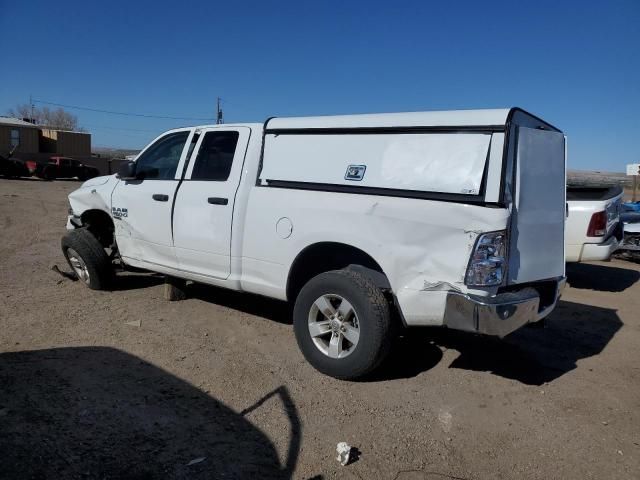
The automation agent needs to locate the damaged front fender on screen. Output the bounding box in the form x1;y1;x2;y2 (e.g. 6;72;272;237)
68;175;119;220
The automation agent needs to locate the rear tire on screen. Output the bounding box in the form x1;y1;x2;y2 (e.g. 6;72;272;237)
61;229;114;290
293;269;393;380
42;165;56;181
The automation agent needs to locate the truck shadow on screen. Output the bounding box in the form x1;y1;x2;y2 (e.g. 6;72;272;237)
105;274;293;325
369;337;444;381
0;347;301;480
189;283;293;325
427;299;622;385
111;271;166;290
566;262;639;292
104;269;624;385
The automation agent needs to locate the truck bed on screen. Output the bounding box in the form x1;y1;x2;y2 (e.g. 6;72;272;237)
566;185;623;201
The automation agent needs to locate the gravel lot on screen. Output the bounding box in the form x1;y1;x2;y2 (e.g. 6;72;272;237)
1;178;639;479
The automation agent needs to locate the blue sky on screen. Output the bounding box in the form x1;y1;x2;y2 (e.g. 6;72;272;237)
1;0;638;171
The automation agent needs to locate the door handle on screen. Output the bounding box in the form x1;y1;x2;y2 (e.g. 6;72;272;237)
152;194;169;202
208;197;228;205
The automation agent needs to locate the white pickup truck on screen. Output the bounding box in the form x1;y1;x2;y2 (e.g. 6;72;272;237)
565;186;623;262
63;108;567;379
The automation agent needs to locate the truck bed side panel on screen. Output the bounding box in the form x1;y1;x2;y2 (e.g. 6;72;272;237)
241;187;509;325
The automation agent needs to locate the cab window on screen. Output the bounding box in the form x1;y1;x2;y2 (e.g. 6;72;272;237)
136;131;190;180
191;131;239;181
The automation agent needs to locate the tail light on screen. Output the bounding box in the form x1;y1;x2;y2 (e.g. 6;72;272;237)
587;211;607;237
25;160;37;172
465;231;507;286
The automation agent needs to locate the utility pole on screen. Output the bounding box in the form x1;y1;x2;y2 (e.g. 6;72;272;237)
216;97;224;124
29;94;34;123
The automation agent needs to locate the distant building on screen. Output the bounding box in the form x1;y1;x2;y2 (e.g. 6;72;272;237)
40;128;91;157
0;116;91;158
0;117;40;155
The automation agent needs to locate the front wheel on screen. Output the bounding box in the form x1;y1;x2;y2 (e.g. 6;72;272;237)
293;269;393;380
61;229;114;290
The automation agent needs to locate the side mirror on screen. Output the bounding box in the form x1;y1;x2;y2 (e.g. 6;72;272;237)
116;161;136;180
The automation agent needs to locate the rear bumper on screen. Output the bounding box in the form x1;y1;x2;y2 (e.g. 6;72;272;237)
579;235;619;262
443;278;566;337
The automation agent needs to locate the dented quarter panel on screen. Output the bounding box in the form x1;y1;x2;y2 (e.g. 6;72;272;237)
241;188;509;325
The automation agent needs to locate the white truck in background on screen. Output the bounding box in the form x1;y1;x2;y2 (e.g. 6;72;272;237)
565;186;623;262
62;108;567;379
615;206;640;261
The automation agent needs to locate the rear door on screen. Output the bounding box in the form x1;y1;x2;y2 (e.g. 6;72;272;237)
508;126;566;283
172;126;250;279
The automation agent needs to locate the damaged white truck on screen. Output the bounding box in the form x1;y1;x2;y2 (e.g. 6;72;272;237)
63;108;567;379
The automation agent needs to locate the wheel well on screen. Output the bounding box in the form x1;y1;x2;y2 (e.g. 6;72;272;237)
80;209;115;248
286;242;391;302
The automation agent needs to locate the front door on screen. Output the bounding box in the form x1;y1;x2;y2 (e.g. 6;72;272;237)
112;129;194;268
172;126;251;279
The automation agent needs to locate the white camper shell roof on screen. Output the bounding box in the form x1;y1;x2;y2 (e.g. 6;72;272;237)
266;108;512;130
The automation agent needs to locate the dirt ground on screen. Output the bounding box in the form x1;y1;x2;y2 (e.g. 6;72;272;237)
1;178;639;480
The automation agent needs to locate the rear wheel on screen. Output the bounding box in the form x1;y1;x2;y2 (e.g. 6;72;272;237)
42;165;56;181
61;229;114;290
293;269;393;380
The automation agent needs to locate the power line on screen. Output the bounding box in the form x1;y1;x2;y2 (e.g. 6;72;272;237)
32;98;216;121
82;123;163;134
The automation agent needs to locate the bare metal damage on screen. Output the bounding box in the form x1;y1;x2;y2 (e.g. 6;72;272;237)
420;281;463;293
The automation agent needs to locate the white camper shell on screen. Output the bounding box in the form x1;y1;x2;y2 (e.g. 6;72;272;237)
63;108;567;379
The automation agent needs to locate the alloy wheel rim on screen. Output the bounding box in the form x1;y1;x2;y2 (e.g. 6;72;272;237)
66;248;90;284
308;294;360;359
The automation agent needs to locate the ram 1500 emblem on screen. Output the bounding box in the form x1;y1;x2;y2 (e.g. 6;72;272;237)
345;165;366;181
112;207;128;218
